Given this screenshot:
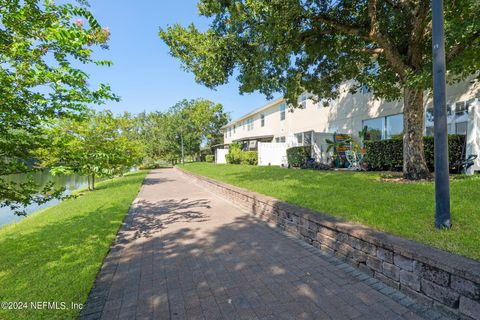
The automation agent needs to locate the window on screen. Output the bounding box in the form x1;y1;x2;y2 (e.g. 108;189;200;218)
260;114;265;127
425;104;455;136
363;117;384;141
279;103;286;121
228;127;232;137
363;114;404;141
294;131;313;146
456;122;468;135
247;118;254;131
295;133;303;144
233;125;236;134
426;100;472;136
386;114;403;139
275;136;286;143
303;131;312;145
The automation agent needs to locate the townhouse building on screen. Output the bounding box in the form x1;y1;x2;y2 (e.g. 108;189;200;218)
217;79;480;171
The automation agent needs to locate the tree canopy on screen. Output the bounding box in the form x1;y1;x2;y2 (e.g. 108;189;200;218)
160;0;480;179
133;99;229;164
0;0;117;211
37;110;143;191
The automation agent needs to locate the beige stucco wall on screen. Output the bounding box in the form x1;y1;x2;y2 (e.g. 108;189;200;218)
223;79;480;144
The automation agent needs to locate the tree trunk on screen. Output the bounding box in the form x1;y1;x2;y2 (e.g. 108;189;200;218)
87;175;91;191
403;87;432;180
91;174;95;191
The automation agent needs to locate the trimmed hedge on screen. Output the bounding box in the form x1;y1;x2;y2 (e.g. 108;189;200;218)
205;155;214;162
287;146;311;167
364;134;466;172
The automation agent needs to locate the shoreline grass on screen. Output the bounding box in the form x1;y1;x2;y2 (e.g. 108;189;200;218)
0;170;148;320
181;163;480;261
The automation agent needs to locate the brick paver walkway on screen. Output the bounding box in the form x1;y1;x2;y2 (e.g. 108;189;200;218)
80;168;434;320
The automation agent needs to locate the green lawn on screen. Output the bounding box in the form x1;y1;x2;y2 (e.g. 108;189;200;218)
0;171;148;320
181;163;480;261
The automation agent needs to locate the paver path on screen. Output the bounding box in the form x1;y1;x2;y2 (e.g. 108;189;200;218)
80;168;432;320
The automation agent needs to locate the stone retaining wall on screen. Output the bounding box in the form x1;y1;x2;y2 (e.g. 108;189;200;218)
177;167;480;320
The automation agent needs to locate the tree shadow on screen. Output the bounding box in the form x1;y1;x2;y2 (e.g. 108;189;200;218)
80;200;426;320
117;198;212;242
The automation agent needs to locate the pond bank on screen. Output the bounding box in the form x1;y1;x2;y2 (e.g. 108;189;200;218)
0;170;148;320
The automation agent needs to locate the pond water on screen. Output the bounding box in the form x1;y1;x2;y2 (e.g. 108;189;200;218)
0;171;89;228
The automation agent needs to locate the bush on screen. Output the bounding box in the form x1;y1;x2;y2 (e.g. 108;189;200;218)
241;151;258;165
205;155;214;163
226;143;243;164
287;146;311;167
226;143;258;165
364;134;466;172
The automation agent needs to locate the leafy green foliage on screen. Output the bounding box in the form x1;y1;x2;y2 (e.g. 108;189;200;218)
0;0;117;213
225;143;243;164
365;135;466;172
166;99;229;162
160;0;479;101
225;143;258;165
36;111;143;190
160;0;480;179
131;111;179;164
205;155;215;162
240;151;258;165
286;146;311;167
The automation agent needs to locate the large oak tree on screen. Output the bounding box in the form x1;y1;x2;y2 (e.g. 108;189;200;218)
160;0;480;179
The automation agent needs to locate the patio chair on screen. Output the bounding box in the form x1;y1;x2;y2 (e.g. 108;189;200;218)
345;150;361;170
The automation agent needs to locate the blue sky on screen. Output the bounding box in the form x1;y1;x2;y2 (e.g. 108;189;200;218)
84;0;277;120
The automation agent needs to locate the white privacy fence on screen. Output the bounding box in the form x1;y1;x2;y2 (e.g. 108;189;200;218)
215;148;228;164
258;142;287;166
467;103;480;174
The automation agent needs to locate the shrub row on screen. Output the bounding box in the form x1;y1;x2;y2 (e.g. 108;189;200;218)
205;155;214;163
364;134;466;172
287;146;311;167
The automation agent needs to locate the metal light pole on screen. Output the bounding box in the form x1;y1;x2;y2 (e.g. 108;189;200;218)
432;0;451;229
180;132;185;165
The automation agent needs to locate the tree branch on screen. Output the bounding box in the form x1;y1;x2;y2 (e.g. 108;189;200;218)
368;0;409;78
383;0;411;11
310;15;370;41
408;0;430;68
447;31;480;63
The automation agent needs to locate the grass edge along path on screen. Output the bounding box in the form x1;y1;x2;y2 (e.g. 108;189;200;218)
180;163;480;261
0;170;148;320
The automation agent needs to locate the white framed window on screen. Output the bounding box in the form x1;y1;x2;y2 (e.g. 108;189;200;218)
295;133;303;144
279;103;286;121
275;136;286;143
363;113;404;141
260;114;265;127
247;118;254;131
386;114;403;139
425;100;472;136
363;117;385;141
294;131;313;146
233;125;236;134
